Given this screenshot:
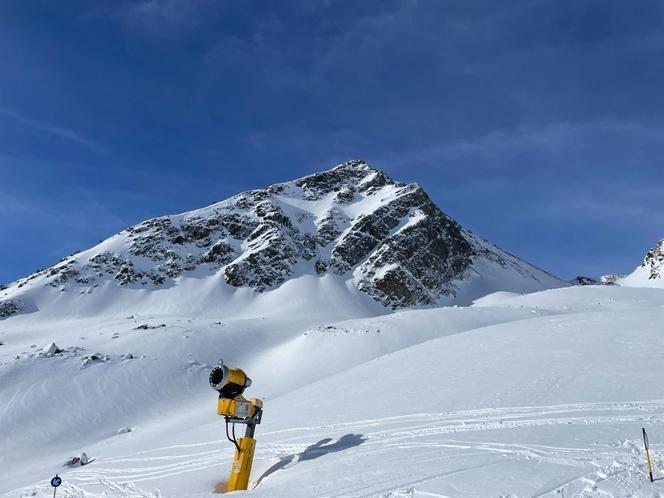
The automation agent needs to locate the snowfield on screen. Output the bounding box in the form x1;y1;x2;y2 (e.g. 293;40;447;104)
2;285;664;497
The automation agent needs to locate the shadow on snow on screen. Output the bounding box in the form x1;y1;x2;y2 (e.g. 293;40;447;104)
254;433;366;488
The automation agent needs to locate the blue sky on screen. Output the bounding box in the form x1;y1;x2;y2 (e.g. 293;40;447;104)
1;0;663;283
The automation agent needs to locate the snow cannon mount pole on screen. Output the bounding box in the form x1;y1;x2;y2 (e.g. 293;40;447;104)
209;360;263;492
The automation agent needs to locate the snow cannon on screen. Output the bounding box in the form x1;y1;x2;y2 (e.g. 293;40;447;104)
210;360;263;492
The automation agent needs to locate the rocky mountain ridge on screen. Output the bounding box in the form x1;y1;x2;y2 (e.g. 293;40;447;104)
1;160;566;316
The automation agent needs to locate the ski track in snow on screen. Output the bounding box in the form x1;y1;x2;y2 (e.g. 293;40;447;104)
256;401;662;497
11;401;663;498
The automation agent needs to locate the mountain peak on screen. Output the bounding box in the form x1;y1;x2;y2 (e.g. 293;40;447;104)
0;161;566;318
286;160;395;202
331;158;371;171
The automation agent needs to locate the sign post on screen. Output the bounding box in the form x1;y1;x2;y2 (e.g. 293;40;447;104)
50;475;62;498
643;428;654;482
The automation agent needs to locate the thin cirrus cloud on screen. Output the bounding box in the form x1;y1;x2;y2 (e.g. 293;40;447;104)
416;119;664;164
0;108;105;154
112;0;220;35
377;118;664;189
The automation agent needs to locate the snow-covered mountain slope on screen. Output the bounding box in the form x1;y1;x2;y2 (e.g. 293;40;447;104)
3;286;664;497
619;238;664;288
569;275;625;287
0;160;565;320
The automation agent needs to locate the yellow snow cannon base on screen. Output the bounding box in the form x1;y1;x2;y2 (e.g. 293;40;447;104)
226;436;257;492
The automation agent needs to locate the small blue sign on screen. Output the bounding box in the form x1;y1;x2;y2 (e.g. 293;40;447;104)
50;475;62;487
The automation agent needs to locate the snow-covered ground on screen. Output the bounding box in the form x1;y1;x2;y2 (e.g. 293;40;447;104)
2;285;664;497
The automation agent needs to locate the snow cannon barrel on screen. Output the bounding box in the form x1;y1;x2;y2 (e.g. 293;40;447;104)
209;360;252;399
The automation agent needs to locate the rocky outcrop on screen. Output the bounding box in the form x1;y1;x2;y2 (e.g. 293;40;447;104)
0;300;22;319
600;274;623;285
346;187;473;306
641;239;664;280
570;276;598;286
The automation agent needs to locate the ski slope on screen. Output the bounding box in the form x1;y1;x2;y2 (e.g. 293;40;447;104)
2;286;664;497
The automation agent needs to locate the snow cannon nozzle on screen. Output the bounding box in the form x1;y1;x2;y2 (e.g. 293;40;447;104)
209;360;252;399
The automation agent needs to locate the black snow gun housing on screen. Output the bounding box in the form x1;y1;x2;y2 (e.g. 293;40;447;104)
209;360;262;425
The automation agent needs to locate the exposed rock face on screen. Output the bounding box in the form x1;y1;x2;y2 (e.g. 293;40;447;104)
0;300;22;319
2;160;564;309
346;186;472;307
641;239;664;280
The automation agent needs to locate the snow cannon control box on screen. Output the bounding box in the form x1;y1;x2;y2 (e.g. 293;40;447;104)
217;396;263;420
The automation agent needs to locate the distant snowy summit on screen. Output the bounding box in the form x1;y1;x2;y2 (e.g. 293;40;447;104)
573;238;664;289
619;239;664;288
569;276;600;286
1;160;566;317
569;275;623;286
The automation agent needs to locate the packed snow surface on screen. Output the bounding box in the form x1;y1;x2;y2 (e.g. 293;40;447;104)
2;285;664;497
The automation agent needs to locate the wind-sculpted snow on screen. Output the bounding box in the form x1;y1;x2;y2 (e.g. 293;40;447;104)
0;160;565;312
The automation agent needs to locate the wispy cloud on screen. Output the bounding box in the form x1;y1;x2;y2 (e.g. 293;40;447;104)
384;118;664;168
538;193;664;227
0;108;105;154
108;0;218;36
0;191;41;215
0;184;125;230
